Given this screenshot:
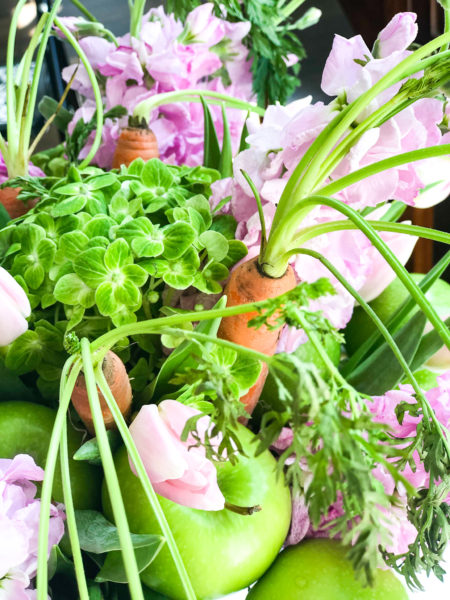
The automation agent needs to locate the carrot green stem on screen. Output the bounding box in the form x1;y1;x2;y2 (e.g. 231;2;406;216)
95;367;198;600
292;247;450;458
130;0;146;39
241;169;267;258
80;338;145;600
54;17;104;168
60;419;90;600
133;89;265;125
37;355;81;600
69;0;99;22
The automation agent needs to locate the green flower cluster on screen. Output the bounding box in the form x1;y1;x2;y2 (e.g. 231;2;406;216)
0;158;247;400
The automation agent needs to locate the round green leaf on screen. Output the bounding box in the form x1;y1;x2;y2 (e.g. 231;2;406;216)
104;239;132;271
51;195;87;217
74;247;108;287
163;222;197;260
199;231;229;262
54;274;96;308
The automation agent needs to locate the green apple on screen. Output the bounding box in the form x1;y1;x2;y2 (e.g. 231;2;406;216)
345;274;449;370
246;539;409;600
103;426;292;599
0;401;101;509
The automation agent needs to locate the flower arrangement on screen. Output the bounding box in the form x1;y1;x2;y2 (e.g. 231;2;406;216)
0;1;449;600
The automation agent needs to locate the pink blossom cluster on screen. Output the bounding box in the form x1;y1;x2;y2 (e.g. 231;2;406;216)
0;153;44;184
0;455;65;599
62;4;253;168
211;12;449;348
281;372;450;555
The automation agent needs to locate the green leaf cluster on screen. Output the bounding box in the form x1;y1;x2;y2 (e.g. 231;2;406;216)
0;159;247;401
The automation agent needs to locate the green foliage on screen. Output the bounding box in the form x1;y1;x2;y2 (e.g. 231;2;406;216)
170;0;321;105
0;159;246;401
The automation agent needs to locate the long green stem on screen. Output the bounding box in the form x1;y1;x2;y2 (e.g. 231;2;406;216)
69;0;99;21
37;355;81;600
241;169;267;258
95;367;197;600
80;338;144;600
60;420;90;600
20;0;62;173
291;220;450;248
5;0;28;165
54;17;104;168
441;1;450;53
317;144;450;198
266;195;450;349
130;0;146;39
133;89;265;125
293;248;450;458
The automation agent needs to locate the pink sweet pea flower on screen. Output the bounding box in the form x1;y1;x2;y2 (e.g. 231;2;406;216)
0;267;31;347
129;400;225;511
375;12;418;58
0;455;65;598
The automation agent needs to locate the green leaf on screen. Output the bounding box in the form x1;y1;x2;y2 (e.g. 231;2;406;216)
104;239;132;270
51;195;87;217
141;159;174;191
186;195;212;229
0;203;11;227
201;95;221;170
54;273;96;308
346;311;427;395
199;231;229;262
5;330;42;374
75;510;163;554
38;95;73;131
162;222;197;260
96;539;165;583
74;247;107;287
410;316;450;372
222;240;248;268
194;262;229;294
218;104;233;178
87;173;118;190
0;361;40;401
210;214;237;239
162;248;200;289
59;231;90;261
83;216;116;239
24;263;45;289
121;264;149;287
230;354;262;393
151;296;227;398
238;113;250;153
95;281;117;316
73;431;122;466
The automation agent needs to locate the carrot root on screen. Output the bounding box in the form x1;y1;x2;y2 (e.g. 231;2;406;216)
219;257;296;415
0;186;36;219
111;127;159;169
71;351;132;435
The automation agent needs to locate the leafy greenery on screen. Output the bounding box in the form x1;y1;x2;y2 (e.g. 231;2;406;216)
0;158;247;402
169;0;321;106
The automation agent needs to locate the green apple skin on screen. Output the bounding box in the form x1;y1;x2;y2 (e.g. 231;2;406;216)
246;539;409;600
0;401;101;509
103;426;292;600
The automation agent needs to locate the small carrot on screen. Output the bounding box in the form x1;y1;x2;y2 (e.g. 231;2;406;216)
0;187;36;219
218;256;296;415
71;351;132;435
111;127;159;169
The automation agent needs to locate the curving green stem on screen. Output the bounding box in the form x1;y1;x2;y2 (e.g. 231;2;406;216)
80;338;145;600
317;144;450;198
95;367;198;600
60;420;89;600
133;89;265;125
290;220;450;248
37;355;81;600
54;17;104;168
130;0;146;39
264;195;450;349
292;248;450;458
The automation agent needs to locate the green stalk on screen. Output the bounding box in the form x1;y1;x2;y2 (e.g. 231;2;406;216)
80;338;145;600
69;0;99;22
54;17;104;168
241;169;267;258
133;89;265;125
291;248;450;457
60;420;90;600
267;195;450;348
95;367;197;600
19;0;63;174
37;355;81;600
5;0;28;167
318;144;450;198
291;220;450;247
130;0;147;39
441;1;450;53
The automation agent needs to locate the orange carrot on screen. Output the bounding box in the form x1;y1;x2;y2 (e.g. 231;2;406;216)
71;351;132;435
218;257;296;415
111;127;159;169
0;187;36;219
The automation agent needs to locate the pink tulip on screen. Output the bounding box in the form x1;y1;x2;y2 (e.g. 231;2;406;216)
129;400;225;511
0;267;31;346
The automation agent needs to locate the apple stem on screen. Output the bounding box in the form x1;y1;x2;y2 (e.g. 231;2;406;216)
225;501;262;516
